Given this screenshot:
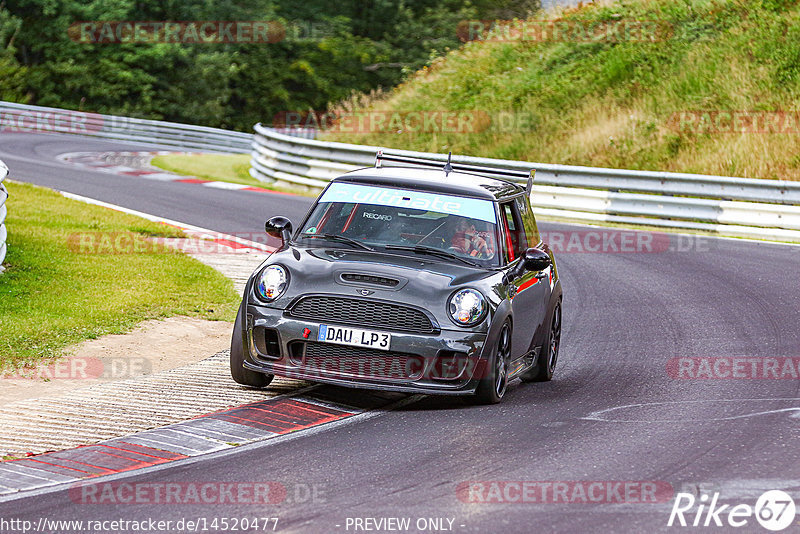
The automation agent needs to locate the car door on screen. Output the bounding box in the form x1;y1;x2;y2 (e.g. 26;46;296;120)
501;197;550;363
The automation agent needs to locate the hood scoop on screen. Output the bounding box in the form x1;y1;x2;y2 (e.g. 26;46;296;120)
340;272;400;287
337;272;407;290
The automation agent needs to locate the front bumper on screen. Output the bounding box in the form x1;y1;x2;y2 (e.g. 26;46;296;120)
242;303;489;395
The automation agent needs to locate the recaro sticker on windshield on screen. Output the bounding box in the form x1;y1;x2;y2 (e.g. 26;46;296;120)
320;183;497;223
363;212;392;221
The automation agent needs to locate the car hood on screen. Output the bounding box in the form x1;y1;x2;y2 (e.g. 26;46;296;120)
250;245;502;328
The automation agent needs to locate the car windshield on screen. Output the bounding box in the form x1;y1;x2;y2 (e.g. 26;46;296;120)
297;182;501;267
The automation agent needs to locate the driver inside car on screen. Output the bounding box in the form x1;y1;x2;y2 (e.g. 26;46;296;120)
450;217;496;258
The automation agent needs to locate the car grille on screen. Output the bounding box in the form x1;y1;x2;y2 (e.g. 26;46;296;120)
298;341;424;380
288;296;436;334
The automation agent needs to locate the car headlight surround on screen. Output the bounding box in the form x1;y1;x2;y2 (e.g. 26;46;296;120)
256;265;289;302
448;288;487;327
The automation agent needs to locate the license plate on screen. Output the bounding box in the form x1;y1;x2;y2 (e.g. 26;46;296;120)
317;324;391;351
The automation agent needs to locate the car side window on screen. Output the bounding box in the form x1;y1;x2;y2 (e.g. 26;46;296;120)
515;195;540;246
305;202;351;234
501;201;528;262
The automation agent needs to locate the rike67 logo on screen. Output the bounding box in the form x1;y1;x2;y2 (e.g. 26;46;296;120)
668;490;796;531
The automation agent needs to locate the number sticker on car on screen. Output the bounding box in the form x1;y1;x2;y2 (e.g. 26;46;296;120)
317;325;391;351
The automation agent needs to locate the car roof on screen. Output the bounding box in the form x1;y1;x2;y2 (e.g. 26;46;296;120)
332;166;525;201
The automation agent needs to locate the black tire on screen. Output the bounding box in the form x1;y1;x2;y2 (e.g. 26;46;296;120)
230;305;274;388
522;301;561;383
473;320;511;404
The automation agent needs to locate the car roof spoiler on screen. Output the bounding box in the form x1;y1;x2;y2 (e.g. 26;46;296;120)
375;149;535;194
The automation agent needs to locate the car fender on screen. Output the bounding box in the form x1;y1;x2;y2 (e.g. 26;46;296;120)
526;271;562;349
465;298;512;386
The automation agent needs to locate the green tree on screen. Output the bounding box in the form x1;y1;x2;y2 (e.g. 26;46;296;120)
2;0;530;130
0;5;28;101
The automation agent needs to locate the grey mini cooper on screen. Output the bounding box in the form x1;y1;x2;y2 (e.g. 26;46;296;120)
230;151;563;404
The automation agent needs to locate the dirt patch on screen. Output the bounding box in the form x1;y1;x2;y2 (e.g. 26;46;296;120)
0;316;233;404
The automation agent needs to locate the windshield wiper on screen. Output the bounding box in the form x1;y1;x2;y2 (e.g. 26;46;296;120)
299;233;375;251
384;244;480;267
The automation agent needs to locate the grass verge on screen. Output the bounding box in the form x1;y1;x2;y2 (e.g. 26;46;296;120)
151;153;256;186
0;181;239;369
150;153;315;196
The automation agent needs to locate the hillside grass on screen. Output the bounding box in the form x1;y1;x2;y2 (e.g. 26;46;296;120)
0;181;239;369
325;0;800;180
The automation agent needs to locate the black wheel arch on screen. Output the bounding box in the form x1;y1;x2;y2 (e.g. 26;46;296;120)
464;298;513;390
236;277;259;368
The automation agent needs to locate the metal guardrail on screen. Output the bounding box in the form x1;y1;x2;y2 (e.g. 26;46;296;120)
250;123;800;241
0;101;253;153
0;159;8;271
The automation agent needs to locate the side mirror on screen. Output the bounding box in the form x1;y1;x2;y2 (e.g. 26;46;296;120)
265;216;293;244
522;247;551;272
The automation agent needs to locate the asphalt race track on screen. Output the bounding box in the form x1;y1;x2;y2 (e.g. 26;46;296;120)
1;132;799;533
0;133;312;238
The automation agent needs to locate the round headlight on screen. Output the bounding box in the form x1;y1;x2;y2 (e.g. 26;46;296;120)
448;288;487;327
256;265;289;302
